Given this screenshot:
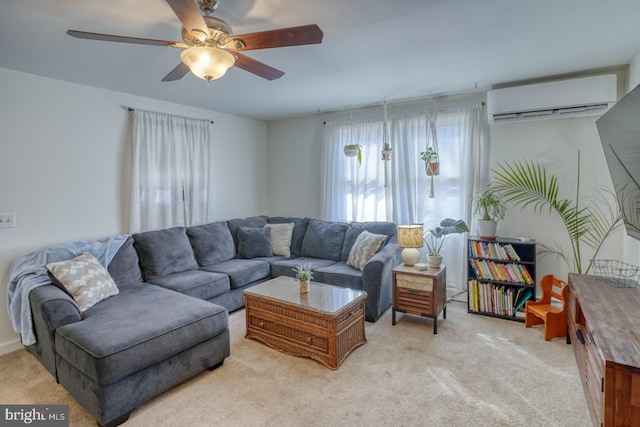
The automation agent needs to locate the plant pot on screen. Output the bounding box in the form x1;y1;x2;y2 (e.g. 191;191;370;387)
478;219;497;240
299;280;310;293
426;162;440;176
381;150;391;161
427;254;443;268
344;146;359;158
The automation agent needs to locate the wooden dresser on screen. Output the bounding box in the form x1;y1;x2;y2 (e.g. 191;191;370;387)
567;273;640;426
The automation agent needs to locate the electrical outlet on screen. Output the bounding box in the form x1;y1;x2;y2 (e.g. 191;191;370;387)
0;212;16;228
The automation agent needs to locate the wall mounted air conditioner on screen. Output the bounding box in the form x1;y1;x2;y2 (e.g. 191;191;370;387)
487;74;617;124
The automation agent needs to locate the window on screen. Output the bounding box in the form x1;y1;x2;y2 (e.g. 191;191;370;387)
130;110;212;232
321;104;487;290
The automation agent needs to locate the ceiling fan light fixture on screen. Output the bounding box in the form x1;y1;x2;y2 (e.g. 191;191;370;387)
180;46;235;82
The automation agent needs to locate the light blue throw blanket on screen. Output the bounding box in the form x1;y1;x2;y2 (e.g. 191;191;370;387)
7;234;129;345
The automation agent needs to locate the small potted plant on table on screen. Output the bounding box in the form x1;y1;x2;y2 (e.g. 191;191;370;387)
424;218;470;268
293;264;313;293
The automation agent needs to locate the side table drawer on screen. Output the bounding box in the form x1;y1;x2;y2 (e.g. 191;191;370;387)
396;287;432;313
396;273;433;292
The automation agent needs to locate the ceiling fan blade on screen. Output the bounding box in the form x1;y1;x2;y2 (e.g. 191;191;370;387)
165;0;210;38
162;62;190;81
231;24;323;51
67;30;180;47
233;53;284;80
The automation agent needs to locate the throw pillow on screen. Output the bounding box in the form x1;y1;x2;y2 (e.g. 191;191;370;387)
46;252;119;311
265;223;294;257
237;226;273;259
132;227;199;280
347;231;387;271
187;221;236;266
301;219;348;261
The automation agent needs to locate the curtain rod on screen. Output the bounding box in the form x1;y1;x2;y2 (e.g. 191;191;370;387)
127;107;214;124
323;102;485;124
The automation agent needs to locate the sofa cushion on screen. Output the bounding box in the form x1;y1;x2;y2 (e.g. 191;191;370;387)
265;223;294;257
187;221;236;266
133;227;199;280
107;236;144;287
237;226;273;259
46;252;119;312
270;257;337;279
201;259;270;288
146;270;230;300
301;219;348;262
268;217;309;256
340;221;397;261
226;215;268;247
313;262;363;290
55;285;228;385
347;230;387;270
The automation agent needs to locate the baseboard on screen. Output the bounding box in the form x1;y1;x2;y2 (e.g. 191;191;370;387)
0;338;23;355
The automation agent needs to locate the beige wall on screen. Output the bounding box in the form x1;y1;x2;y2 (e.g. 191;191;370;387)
0;67;268;353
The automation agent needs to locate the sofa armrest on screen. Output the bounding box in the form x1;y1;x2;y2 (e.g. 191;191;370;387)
361;243;401;321
27;284;82;379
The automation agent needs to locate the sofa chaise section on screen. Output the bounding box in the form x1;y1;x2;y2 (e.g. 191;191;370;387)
55;284;229;426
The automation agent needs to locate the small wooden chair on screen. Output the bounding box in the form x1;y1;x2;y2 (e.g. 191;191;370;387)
525;274;569;341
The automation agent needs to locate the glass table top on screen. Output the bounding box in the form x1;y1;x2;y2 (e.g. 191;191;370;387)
243;276;366;314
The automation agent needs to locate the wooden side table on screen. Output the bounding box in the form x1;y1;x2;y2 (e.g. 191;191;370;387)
392;264;447;334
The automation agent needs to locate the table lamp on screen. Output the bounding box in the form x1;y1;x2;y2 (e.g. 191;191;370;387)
397;224;423;266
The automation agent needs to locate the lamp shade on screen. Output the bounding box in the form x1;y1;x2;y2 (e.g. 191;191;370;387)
180;46;236;82
397;225;424;248
397;224;423;266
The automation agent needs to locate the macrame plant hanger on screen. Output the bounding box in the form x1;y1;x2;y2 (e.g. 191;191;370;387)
382;100;391;188
424;98;439;198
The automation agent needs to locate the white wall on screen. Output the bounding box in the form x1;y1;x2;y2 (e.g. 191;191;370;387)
0;67;268;353
267;115;324;218
489;116;623;281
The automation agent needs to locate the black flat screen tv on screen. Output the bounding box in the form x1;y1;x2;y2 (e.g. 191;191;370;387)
596;84;640;240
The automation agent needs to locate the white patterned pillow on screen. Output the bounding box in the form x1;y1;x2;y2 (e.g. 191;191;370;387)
46;252;119;312
265;223;295;257
347;230;387;271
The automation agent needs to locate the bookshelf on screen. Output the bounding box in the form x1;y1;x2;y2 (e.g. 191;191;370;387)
467;236;536;322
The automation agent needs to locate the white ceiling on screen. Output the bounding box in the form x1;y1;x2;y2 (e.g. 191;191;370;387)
1;0;640;121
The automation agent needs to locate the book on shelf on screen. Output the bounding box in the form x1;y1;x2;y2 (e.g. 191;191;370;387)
471;259;532;284
511;287;533;315
468;280;523;317
469;241;523;261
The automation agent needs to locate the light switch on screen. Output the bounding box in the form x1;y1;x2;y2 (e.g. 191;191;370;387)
0;212;16;228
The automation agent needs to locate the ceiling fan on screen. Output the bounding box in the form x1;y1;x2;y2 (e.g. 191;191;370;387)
67;0;323;82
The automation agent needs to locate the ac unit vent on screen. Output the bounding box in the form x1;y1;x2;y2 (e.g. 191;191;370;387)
487;75;616;124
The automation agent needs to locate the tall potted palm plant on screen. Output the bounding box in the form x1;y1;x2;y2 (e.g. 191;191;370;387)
489;159;621;274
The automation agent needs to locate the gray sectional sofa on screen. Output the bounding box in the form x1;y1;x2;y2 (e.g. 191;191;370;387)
25;215;400;426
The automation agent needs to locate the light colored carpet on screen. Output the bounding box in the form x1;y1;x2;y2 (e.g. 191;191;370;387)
0;300;590;427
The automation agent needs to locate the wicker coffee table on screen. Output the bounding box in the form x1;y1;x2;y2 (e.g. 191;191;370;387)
243;276;367;369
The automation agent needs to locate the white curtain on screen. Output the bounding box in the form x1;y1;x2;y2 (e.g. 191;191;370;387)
321;119;386;221
130;110;212;233
321;104;488;291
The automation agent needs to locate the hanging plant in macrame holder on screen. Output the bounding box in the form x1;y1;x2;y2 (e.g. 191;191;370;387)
381;102;392;161
422;113;439;198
